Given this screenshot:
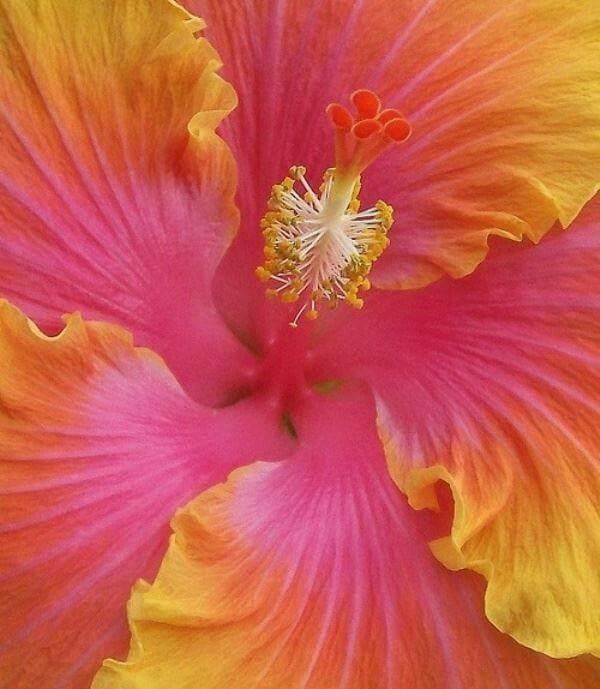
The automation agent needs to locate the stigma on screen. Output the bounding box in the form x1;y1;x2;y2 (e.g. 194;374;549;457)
256;90;411;327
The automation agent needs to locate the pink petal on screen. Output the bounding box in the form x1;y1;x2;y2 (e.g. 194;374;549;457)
310;200;600;656
0;0;252;404
0;301;290;688
95;388;599;688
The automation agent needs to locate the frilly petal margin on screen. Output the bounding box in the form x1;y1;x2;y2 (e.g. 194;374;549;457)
311;199;600;658
0;301;291;689
189;0;600;335
0;0;250;405
93;390;599;689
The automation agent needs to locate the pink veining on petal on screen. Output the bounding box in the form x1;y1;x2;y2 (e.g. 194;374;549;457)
0;0;256;406
193;0;600;336
95;386;600;687
0;308;292;688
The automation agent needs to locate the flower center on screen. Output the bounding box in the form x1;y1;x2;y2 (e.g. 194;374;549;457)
256;89;411;327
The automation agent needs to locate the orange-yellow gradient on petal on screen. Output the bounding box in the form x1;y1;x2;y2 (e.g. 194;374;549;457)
191;0;600;313
93;392;599;689
0;300;291;688
0;0;250;404
312;201;600;658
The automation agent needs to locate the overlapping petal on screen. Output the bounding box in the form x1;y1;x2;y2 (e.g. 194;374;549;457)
94;390;598;688
311;201;600;657
1;2;597;687
187;0;600;345
0;0;252;404
0;301;289;688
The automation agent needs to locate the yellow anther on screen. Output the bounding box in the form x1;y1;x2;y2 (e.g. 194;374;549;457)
255;266;271;282
281;291;299;303
254;91;411;326
290;165;307;179
255;161;395;327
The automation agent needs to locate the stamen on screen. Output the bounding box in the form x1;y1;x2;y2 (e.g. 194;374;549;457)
256;90;410;327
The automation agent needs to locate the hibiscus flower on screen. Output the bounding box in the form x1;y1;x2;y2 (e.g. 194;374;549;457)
0;1;599;688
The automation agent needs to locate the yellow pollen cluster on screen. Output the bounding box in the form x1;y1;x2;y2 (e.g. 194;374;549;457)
255;165;394;327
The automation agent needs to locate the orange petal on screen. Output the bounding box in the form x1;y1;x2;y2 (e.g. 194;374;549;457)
193;0;600;305
94;390;599;688
0;300;291;688
0;0;251;404
313;199;600;657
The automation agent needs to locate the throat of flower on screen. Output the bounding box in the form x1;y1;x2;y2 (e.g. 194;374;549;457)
255;89;411;327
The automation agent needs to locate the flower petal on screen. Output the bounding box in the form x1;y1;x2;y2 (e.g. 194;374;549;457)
189;0;600;333
0;301;289;688
311;200;600;657
0;0;250;403
94;390;599;688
